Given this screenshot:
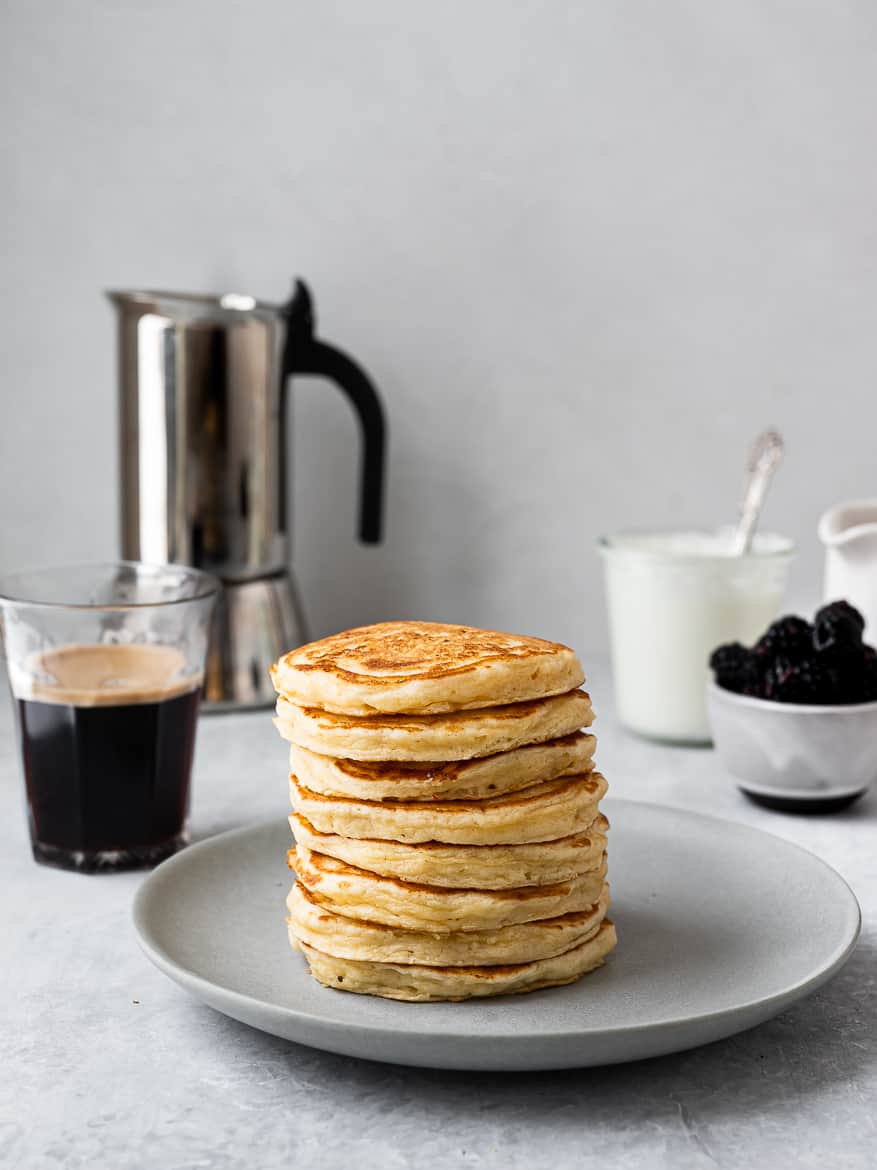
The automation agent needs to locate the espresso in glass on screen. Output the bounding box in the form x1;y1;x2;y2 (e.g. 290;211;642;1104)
18;644;200;869
0;561;217;872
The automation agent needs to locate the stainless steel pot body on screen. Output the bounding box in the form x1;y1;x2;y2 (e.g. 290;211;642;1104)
109;283;385;709
114;292;291;579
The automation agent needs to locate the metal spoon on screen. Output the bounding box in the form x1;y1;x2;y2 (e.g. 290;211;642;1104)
731;429;785;555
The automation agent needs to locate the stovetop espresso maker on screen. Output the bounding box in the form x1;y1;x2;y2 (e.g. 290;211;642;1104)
109;280;386;710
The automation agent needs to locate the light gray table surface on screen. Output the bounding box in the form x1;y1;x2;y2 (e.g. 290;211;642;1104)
2;662;875;1170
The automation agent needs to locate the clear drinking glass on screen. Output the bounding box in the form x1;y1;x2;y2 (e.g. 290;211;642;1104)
598;531;794;744
0;562;218;871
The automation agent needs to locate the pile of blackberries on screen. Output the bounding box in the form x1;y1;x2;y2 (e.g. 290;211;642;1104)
710;601;877;705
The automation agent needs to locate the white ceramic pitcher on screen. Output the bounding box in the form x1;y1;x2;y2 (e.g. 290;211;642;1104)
819;500;877;637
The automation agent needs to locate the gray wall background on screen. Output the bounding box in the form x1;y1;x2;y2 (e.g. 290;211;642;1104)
2;0;875;657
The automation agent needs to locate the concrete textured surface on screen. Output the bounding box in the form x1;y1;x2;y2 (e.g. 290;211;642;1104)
2;661;875;1169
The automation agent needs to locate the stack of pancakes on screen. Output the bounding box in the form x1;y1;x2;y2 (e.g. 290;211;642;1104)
271;621;616;1001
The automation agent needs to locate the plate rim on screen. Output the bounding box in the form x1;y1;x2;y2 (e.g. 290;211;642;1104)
132;799;862;1048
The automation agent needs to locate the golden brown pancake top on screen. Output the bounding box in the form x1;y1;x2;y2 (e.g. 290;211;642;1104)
279;621;578;684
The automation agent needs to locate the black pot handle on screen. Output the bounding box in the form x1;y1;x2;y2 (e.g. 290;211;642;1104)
281;279;386;543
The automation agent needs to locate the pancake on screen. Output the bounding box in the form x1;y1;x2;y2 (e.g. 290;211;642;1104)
287;732;596;801
294;920;617;1001
288;772;608;846
274;688;593;762
287;881;610;965
289;811;609;888
270;620;584;715
292;846;608;932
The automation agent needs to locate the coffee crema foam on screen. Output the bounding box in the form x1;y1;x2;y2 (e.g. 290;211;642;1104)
15;643;199;706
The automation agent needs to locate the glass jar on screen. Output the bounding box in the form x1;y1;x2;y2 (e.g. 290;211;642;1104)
598;530;794;744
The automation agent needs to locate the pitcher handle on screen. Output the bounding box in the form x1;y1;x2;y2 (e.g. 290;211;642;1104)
282;280;386;543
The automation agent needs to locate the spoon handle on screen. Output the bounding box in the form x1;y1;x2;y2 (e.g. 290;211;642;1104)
733;429;785;556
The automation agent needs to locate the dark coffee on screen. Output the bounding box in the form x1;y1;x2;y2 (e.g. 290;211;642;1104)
15;643;201;871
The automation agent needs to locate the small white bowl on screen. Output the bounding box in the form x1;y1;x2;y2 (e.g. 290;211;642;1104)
707;682;877;812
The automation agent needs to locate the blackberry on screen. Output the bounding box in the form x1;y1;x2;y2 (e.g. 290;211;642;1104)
753;616;812;665
709;642;756;693
742;675;767;699
813;601;868;700
836;642;877;704
764;657;836;704
863;647;877;703
813;600;865;652
832;653;868;704
818;638;865;691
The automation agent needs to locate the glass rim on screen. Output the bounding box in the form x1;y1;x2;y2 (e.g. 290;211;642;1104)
597;529;795;564
0;561;220;611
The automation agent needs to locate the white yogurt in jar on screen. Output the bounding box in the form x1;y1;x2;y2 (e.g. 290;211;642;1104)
599;529;794;743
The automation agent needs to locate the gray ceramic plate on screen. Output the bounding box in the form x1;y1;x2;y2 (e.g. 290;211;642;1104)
133;799;860;1071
